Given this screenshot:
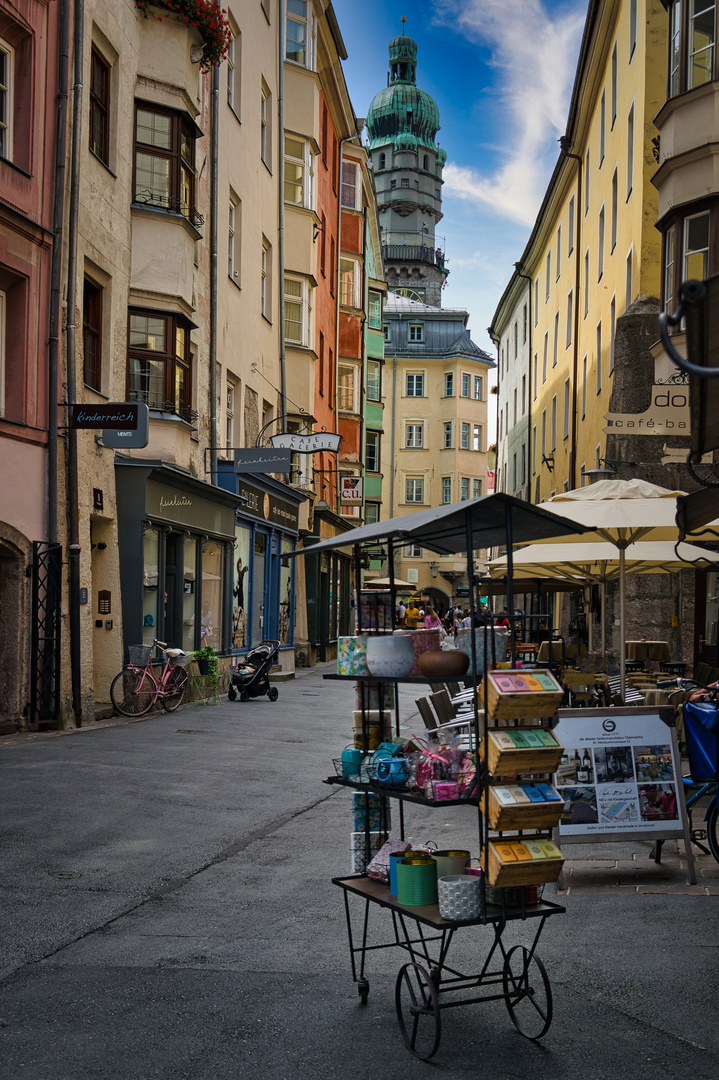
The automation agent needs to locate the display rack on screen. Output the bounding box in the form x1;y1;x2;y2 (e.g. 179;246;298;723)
293;493;587;1060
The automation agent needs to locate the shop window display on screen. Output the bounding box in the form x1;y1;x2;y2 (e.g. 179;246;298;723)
233;525;251;648
252;532;267;645
182;536;197;652
142;527;160;644
279;537;293;644
201;541;224;647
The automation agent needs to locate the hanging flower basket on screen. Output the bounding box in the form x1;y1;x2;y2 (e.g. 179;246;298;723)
136;1;232;70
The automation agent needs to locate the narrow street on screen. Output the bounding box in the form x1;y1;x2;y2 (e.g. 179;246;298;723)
1;667;718;1080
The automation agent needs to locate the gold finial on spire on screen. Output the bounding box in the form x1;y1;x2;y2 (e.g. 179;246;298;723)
401;15;406;34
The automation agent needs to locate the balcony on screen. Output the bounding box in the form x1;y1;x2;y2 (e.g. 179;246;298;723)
381;230;446;271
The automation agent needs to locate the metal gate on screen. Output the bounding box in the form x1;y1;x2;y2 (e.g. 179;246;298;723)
29;541;62;727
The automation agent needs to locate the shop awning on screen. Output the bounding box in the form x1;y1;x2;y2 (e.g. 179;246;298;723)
288;493;588;558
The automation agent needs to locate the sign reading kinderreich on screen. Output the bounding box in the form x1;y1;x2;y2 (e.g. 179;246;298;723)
70;403;141;429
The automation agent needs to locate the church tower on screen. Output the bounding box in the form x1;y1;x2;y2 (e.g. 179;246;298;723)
366;26;448;307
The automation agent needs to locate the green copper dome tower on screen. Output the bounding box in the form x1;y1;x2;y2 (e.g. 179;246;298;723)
367;25;448;307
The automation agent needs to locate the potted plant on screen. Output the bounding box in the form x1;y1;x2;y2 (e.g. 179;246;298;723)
135;1;232;70
193;644;219;679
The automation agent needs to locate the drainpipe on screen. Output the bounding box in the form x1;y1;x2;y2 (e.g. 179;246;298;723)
389;312;401;516
514;266;532;502
359;205;367;515
278;4;287;433
210;61;219;482
335;132;361;506
48;0;71;544
65;0;84;726
559;137;582;492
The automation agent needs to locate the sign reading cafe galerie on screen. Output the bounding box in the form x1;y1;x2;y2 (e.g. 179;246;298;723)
604;384;690;435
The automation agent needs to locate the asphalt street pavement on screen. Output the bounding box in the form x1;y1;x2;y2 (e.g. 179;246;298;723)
1;665;718;1079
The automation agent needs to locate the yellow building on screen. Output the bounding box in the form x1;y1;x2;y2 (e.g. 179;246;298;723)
492;0;667;501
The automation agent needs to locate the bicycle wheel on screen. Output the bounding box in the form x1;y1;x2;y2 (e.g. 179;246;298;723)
707;796;719;862
162;665;188;712
110;668;156;717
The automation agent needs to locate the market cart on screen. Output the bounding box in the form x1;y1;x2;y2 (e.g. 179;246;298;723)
292;494;587;1060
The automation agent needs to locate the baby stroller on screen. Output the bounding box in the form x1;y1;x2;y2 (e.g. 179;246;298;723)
227;640;280;702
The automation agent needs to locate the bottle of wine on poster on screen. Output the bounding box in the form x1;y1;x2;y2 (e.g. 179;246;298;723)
577;752;589;784
581;749;593;784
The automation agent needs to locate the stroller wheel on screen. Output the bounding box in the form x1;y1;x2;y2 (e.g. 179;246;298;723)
268;686;279;702
240;690;250;702
227;687;237;701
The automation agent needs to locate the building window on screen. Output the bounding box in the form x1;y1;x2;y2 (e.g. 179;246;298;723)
473;375;483;400
514;320;518;358
599;89;606;166
566;290;573;348
404;543;422;558
378;152;386;170
443;421;453;448
406;372;424;396
338;363;359;412
611;40;618;126
512;454;517;491
442;476;452;503
405;423;424;448
390;179;397;189
522;375;526;414
684;210;710;280
533;352;538;399
261;83;270;166
133;104;198;222
627;104;634;199
367;359;381;402
582;354;587;418
368;291;382;329
461;422;469;450
532;425;537;473
83;279;103;391
551;395;557;451
610;296;616;373
584;249;590;317
227;30;239;114
598;205;605;280
225;382;235;450
461;372;470;397
366;430;380;472
669;2;682;96
563;378;570;439
89;47;110;165
556;226;562;280
513;388;517;425
585;147;590;212
383;322;391;342
523;303;528;343
339;257;360;308
330;235;336;294
286;0;314;68
534;278;539;324
365;502;380;525
545;251;551;300
228;195;239;282
284;135;313;207
444;371;454;396
261;239;271;319
630;0;637;59
400;177;409;188
406;478;424;503
541;409;547;458
0;38;13;161
283;276;311;346
460;477;469;501
409;323;424;343
473;479;482;499
542;331;548;383
128;310;192;418
341;160;361;209
553;311;559;367
611;168;618;253
473;424;482;452
596;320;603;394
627;247;634;310
521;444;526;484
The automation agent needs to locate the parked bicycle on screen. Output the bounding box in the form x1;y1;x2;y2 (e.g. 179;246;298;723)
655;677;719;863
110;639;190;717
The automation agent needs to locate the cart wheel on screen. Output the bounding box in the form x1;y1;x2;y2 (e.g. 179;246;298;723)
707;799;719;862
357;979;369;1005
240;691;249;702
502;946;553;1040
395;962;441;1061
227;687;237;701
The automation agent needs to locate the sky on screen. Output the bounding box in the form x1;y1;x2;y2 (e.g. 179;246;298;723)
331;0;588;388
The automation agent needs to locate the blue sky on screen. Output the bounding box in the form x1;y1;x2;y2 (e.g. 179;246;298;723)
332;0;588;381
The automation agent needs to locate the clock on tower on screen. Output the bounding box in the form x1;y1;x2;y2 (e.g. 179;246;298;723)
392;286;426;303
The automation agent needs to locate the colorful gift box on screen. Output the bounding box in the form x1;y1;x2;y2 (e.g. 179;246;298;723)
350;830;384;873
337;635;369;676
352;792;391;832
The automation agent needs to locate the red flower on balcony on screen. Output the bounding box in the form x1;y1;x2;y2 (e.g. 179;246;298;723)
136;0;232;70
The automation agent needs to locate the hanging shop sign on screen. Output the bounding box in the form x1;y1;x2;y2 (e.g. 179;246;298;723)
340;476;363;502
553;708;685;842
236;478;299;532
234;449;292;474
70;402;149;448
604;385;690;435
270;431;342;453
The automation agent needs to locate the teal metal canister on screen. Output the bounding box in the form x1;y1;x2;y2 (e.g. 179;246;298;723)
396;857;438;906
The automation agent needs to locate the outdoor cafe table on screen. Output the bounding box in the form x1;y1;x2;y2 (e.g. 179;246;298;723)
536;639;582;663
625;640;670;662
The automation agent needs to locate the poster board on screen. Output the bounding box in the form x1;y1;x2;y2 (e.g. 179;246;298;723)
553;707;695;881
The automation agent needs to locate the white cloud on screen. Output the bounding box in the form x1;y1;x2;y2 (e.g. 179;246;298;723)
432;0;586;224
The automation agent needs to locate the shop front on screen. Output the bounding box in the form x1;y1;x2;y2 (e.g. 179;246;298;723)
115;462;241;658
217;468;303;674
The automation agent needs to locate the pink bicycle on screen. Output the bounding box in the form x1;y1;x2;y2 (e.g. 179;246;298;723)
110;639;189;716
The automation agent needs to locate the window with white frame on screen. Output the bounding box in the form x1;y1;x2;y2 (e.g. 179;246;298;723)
684;210;710;280
405;423;424;448
473;478;482;498
367;359;381;402
442;476;452;503
532;425;537;473
568;195;575;255
582;354;588;418
406;372;424;396
566;289;573;348
366;430;380;471
584;250;590;316
339;257;361;308
338;363;359;412
563;378;570;439
611;40;618;125
283;276;311;346
611;168;618;252
541;410;547;458
341;159;361;209
600;89;606;165
228;194;239;283
443;421;453;448
533;352;538;399
473;374;483;400
364;502;380;525
473;424;482;452
461;477;469;501
556;225;562;280
409;323;424;343
406;477;424;503
461;372;470;397
444;371;454;396
383;322;391;342
551;395;557;451
610;296;616;373
260;83;270;166
284;135;313;208
286;0;314;69
534;277;539;323
598;205;605;280
596;320;603;394
522;375;526;414
227;29;239;114
553;311;559;366
542;332;548;382
461;422;469;450
521;444;526;484
0;39;13;162
627;104;634;199
404;543;422;558
627;248;634;310
262;238;271;319
368;291;382;329
225;381;236;450
545;251;551;300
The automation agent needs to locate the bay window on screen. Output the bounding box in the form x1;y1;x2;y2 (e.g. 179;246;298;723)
283;275;311;346
367;359;381;401
661;205;715;318
133;103;199;225
667;1;717;96
286;0;315;69
284;135;313;208
368;290;382;329
366;431;380;472
338;363;359;412
341;160;361;209
339;257;361;307
128;309;193;418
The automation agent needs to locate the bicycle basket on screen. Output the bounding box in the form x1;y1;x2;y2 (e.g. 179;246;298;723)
128;644;153;666
683;701;719;781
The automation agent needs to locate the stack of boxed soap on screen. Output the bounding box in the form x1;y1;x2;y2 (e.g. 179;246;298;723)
481;727;564;776
482;838;564;886
479;669;564;722
488;782;563;830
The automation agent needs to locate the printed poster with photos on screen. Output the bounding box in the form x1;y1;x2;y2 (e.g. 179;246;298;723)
553;708;684;839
